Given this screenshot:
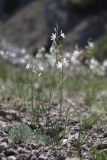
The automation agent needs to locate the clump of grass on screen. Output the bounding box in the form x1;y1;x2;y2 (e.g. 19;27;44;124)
64;74;107;106
9;123;54;145
90;147;107;160
80;113;99;130
74;113;99;158
0;61;7;80
93;32;107;62
9;123;35;143
84;76;107;105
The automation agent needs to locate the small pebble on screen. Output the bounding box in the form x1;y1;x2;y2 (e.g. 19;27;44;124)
7;156;16;160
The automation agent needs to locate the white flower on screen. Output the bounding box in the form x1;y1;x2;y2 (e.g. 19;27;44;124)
24;54;29;60
50;33;56;41
90;58;99;70
26;63;30;70
0;50;4;56
36;53;42;58
73;45;83;57
21;48;26;54
62;57;69;67
45;53;56;66
50;46;54;54
71;45;83;65
71;56;80;65
60;30;65;39
65;52;71;58
56;58;69;70
11;52;16;58
38;72;42;77
20;58;26;64
36;47;45;58
88;41;94;48
62;58;68;64
102;60;107;68
39;66;44;71
62;139;68;145
38;64;44;71
56;61;63;69
86;41;94;49
50;45;57;54
74;133;79;140
39;47;45;53
100;59;107;74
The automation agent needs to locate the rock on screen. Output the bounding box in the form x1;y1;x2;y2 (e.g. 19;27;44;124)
0;137;8;143
95;138;107;150
31;155;37;160
103;131;107;137
0;131;6;137
38;154;48;160
0;142;8;152
7;156;16;160
31;149;40;157
1;158;7;160
17;147;29;154
62;139;68;145
31;143;38;149
46;149;52;157
0;0;68;49
17;154;27;160
0;110;21;121
57;154;66;160
0;121;6;128
4;148;17;157
66;158;80;160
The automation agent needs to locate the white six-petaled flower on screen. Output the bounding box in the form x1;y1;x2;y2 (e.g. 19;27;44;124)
72;45;83;57
56;58;69;70
60;30;65;39
56;61;63;69
38;64;44;71
89;58;99;70
50;33;57;41
38;72;42;77
71;45;83;65
26;63;31;70
88;41;94;48
62;57;68;65
86;41;94;50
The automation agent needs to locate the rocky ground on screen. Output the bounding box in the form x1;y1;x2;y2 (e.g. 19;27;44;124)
0;94;107;160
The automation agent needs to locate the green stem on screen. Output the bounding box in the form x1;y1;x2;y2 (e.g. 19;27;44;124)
59;64;63;118
48;48;58;115
48;62;56;113
31;69;34;122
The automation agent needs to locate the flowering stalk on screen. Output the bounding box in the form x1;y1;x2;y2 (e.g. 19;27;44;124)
48;56;57;114
48;25;59;115
30;57;35;123
59;52;64;118
26;56;41;124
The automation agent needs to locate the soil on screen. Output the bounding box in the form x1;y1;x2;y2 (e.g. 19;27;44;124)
0;95;106;160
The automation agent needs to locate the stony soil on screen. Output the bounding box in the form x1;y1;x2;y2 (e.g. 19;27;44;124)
0;95;106;160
